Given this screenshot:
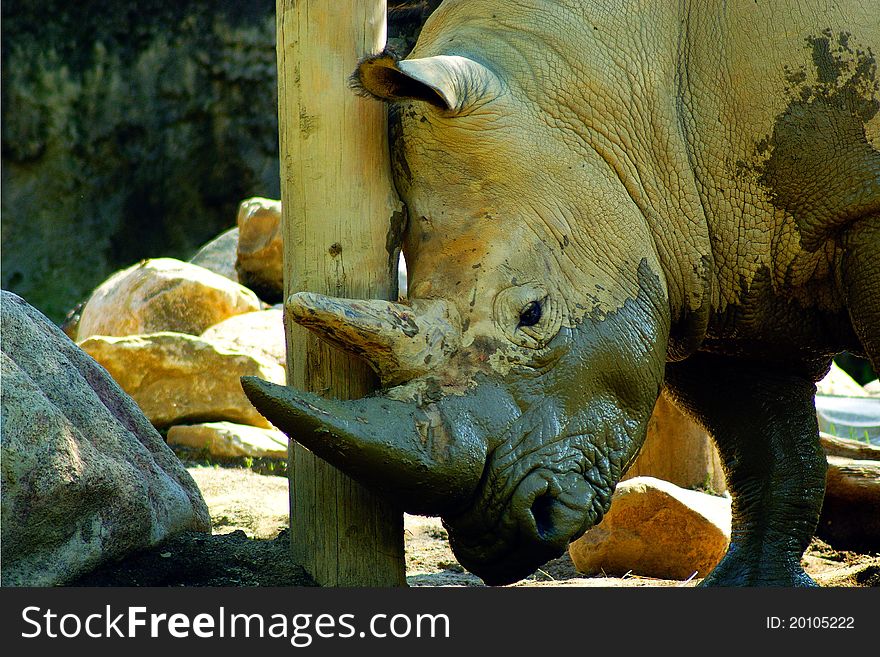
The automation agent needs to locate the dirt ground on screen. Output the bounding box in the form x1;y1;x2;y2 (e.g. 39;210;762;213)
72;465;879;587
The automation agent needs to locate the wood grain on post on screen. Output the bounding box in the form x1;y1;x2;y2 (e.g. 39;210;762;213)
276;0;406;586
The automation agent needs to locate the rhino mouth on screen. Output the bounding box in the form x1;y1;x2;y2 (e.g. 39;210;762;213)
447;496;600;586
441;451;610;586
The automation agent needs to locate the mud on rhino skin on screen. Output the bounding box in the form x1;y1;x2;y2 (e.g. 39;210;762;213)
243;0;880;586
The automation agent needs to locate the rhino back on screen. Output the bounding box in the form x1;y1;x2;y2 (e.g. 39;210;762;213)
680;0;878;360
404;0;875;366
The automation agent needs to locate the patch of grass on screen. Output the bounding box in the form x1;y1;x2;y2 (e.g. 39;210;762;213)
427;527;448;540
437;561;463;573
825;423;875;445
171;445;288;477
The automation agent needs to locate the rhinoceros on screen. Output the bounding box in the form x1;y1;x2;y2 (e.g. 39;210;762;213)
243;0;879;586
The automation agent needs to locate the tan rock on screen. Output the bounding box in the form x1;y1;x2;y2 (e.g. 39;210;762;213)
77;257;261;340
78;332;285;429
200;308;286;370
625;390;727;494
168;422;288;459
864;379;880;397
1;292;210;586
189;227;240;283
235;197;283;301
568;476;731;581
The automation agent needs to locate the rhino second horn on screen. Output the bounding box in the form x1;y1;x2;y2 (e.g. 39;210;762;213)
285;292;461;386
240;376;488;515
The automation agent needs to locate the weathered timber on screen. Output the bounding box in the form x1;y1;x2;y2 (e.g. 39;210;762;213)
276;0;406;586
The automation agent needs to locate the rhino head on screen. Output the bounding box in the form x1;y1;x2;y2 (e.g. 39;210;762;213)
243;10;676;585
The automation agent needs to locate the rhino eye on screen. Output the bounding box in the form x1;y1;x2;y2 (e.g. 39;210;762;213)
518;300;542;327
495;286;559;349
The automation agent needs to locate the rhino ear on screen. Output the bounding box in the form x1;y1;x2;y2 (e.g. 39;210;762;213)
353;53;499;112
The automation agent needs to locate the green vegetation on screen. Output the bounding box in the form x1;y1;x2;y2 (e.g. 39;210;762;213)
834;352;877;386
171;445;288;477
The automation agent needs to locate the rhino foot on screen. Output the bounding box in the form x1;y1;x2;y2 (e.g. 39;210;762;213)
665;353;828;587
698;548;818;587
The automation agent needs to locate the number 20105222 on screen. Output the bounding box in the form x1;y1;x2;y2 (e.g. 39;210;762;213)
766;617;855;629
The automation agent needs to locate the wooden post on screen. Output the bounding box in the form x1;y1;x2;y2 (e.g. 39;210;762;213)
276;0;406;586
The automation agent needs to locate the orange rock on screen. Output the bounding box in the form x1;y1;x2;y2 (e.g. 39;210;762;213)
79;332;284;429
568;476;731;581
77;258;260;340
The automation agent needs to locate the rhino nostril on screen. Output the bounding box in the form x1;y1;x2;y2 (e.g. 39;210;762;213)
530;493;558;540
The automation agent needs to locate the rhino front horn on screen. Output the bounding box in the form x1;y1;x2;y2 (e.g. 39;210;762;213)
240;376;514;515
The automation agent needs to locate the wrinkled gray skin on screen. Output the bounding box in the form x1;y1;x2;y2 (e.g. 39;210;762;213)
243;0;879;586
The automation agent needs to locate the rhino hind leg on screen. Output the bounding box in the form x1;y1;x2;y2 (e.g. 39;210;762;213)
665;353;827;587
841;215;880;371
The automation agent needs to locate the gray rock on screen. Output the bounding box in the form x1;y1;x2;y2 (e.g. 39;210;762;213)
190;228;240;283
0;291;210;586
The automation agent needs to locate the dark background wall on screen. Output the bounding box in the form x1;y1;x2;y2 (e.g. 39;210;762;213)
2;1;282;323
1;0;433;324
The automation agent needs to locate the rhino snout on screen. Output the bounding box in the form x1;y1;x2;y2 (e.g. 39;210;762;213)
515;471;595;546
446;468;601;586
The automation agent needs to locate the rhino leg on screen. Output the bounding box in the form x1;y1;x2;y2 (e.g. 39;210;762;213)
842;215;880;371
665;353;827;587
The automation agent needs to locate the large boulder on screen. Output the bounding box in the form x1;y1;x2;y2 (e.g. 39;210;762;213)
167;422;288;460
0;291;210;586
78;331;285;429
76;258;261;340
568;477;731;581
200;308;286;370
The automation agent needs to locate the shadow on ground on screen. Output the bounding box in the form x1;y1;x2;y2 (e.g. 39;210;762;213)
68;465;879;588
